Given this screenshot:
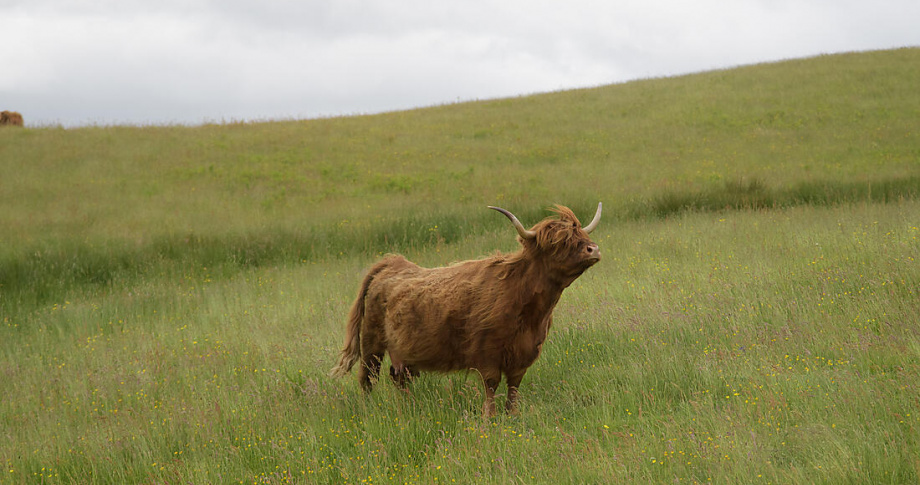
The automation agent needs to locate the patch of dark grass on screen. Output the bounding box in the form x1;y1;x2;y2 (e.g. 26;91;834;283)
631;174;920;219
0;209;508;315
4;178;918;317
787;176;920;205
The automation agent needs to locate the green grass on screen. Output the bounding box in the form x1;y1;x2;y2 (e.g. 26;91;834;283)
2;48;920;483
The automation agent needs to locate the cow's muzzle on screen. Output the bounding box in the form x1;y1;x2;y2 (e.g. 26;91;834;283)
585;243;600;262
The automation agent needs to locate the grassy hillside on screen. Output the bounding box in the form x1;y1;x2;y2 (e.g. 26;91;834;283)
3;49;918;246
3;48;919;313
1;48;919;483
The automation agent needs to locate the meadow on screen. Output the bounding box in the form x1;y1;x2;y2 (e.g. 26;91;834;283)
1;48;919;483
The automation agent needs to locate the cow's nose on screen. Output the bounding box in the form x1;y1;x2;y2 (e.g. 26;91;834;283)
586;243;600;259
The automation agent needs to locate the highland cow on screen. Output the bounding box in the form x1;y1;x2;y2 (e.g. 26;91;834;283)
0;111;23;127
330;203;602;416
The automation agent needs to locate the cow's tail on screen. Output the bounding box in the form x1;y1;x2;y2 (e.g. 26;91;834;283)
329;265;380;377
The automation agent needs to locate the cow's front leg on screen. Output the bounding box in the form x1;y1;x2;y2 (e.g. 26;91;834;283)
504;369;527;415
479;369;501;418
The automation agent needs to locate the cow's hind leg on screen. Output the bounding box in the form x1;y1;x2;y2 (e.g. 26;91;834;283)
358;353;383;392
389;363;419;389
358;329;386;392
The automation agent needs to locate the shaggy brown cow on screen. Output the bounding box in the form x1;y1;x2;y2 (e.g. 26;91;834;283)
0;111;24;127
330;203;602;416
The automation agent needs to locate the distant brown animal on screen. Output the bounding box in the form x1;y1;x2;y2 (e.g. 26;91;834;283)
0;111;24;127
330;203;602;416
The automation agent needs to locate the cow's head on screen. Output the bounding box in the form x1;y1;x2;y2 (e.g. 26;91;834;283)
490;203;601;283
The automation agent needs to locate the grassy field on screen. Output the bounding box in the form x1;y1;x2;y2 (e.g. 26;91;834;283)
2;48;919;483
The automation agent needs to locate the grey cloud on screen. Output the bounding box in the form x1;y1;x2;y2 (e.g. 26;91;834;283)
2;0;918;126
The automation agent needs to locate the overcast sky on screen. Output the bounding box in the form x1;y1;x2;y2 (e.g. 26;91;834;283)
3;0;918;127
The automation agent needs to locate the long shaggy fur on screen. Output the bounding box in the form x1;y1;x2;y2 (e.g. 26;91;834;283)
329;261;387;377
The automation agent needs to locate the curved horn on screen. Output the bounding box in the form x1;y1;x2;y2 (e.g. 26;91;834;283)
582;202;602;234
488;206;536;239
